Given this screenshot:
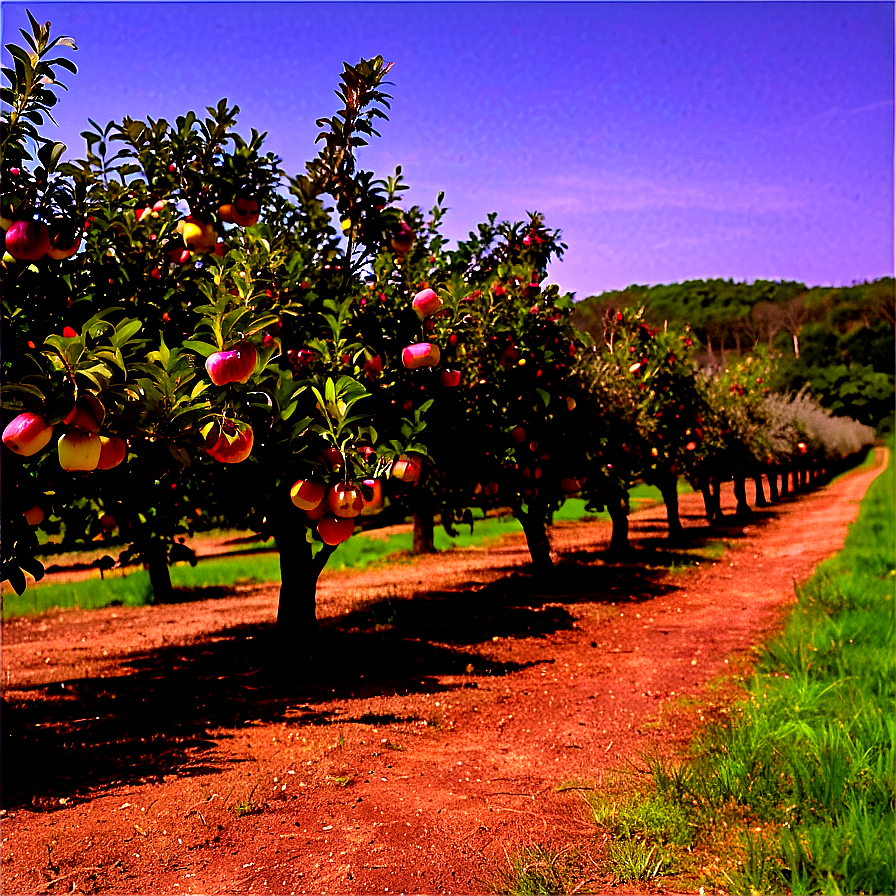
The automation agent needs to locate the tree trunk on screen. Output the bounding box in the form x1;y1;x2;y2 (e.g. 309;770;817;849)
733;474;750;518
768;467;781;501
606;488;630;552
270;496;337;666
412;507;436;554
698;475;714;522
753;474;768;507
698;471;722;524
516;505;554;572
779;468;789;497
147;547;173;603
658;474;684;542
767;469;780;502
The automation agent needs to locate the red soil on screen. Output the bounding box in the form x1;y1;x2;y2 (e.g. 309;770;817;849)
0;450;886;895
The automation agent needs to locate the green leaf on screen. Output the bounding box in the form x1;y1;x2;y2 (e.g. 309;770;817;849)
536;388;551;408
182;340;218;358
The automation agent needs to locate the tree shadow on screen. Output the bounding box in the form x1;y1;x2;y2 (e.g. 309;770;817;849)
0;509;775;811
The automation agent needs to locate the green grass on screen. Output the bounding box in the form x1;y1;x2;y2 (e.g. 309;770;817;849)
497;445;894;894
3;483;672;620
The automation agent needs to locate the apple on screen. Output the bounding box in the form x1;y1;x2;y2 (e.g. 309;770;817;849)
484;481;499;496
58;429;102;471
231;197;260;227
205;420;254;463
3;412;54;456
363;355;383;380
46;220;82;260
96;435;127;470
305;501;328;521
5;220;50;261
64;398;102;433
290;479;327;511
100;513;117;530
511;426;526;442
391;453;422;484
440;369;461;387
402;342;441;370
560;477;580;494
318;514;354;546
390;222;414;255
205;341;258;386
412;288;442;319
359;478;384;516
217;203;235;224
328;482;364;518
24;504;45;526
322;446;344;470
181;216;217;253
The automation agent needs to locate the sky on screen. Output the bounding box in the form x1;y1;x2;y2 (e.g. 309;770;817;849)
2;1;893;298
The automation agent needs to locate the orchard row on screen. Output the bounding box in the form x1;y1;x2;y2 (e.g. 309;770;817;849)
1;23;874;642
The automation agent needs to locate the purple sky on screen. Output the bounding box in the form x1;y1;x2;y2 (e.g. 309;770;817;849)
3;2;893;298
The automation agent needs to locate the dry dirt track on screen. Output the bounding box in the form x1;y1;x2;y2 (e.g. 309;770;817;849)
0;449;887;896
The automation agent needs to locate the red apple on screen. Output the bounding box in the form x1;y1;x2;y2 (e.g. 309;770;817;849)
402;342;441;369
359;478;384;516
363;355;383;380
205;341;258;385
205;420;254;463
24;505;44;526
391;453;422;484
46;220;82;260
64;398;102;433
3;412;54;456
328;482;364;518
58;429;102;471
412;288;442;319
560;477;580;494
511;426;526;442
231;197;260;227
5;220;50;261
100;513;117;530
440;369;461;387
318;515;354;546
357;445;377;464
217;203;235;224
322;446;344;470
305;501;328;521
390;222;414;255
290;479;327;511
96;435;127;470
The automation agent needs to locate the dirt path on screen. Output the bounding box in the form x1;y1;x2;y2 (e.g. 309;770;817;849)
0;451;886;896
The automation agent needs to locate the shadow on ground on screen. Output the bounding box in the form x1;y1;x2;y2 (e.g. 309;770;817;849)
0;508;775;811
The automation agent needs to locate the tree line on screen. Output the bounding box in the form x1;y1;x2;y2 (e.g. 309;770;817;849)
0;15;877;664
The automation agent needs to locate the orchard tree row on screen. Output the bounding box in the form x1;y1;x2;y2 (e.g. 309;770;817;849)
0;16;875;660
574;277;895;430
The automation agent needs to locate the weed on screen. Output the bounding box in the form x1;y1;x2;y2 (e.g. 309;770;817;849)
493;846;578;895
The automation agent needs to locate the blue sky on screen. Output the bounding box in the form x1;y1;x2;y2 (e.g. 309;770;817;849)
2;1;893;297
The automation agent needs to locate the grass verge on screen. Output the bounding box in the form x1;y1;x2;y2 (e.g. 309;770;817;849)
497;446;894;895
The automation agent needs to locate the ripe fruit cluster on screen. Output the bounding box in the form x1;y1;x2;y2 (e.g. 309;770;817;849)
2;401;128;475
3;218;82;262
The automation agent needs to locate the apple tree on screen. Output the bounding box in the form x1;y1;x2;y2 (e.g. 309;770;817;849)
1;15;437;659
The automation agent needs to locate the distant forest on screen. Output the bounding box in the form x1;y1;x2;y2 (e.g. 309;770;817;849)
572;278;895;430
